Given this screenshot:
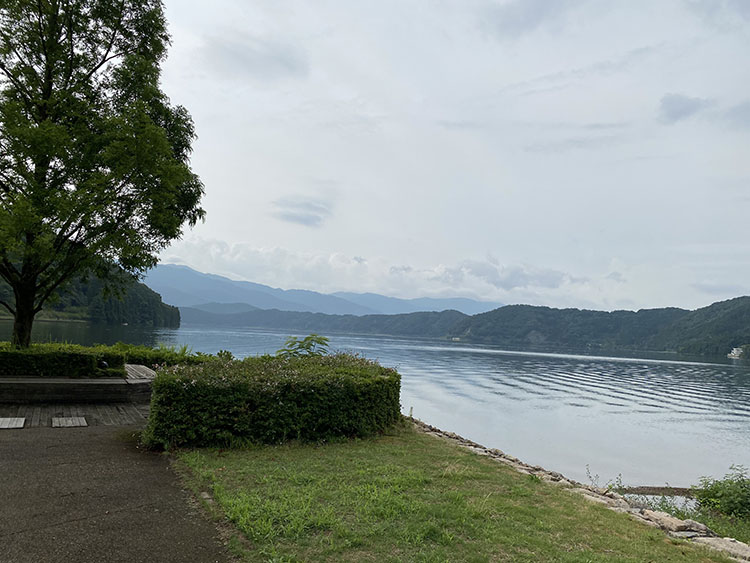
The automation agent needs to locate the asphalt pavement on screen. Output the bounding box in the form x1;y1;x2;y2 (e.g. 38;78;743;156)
0;422;233;563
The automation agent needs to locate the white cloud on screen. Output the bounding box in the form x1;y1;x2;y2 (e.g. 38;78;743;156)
658;93;713;124
725;101;750;129
480;0;583;40
200;33;309;81
158;0;750;311
272;196;334;227
685;0;750;27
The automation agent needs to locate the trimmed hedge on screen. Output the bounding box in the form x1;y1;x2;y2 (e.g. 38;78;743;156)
0;341;214;378
104;342;211;368
0;343;126;378
142;354;401;449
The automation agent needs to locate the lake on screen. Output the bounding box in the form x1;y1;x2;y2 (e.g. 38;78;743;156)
3;319;750;488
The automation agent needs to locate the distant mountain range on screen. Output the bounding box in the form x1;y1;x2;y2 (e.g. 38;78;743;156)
144;264;502;316
142;264;750;357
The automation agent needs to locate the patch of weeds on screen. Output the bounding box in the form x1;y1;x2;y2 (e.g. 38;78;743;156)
585;465;624;493
694;465;750;518
626;467;750;545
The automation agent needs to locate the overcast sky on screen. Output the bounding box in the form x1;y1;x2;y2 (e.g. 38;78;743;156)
158;0;750;311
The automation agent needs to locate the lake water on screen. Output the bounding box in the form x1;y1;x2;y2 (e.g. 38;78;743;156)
4;319;750;488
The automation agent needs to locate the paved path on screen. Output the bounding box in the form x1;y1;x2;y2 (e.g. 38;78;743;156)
0;416;233;563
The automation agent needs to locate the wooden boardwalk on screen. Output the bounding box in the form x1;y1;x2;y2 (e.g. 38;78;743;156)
0;365;155;427
0;402;149;427
125;364;157;380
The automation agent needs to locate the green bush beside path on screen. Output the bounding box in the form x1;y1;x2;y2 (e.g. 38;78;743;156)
143;353;401;449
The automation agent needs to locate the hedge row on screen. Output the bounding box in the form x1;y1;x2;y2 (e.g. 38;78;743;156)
103;342;211;368
0;341;212;378
0;343;126;378
142;354;401;449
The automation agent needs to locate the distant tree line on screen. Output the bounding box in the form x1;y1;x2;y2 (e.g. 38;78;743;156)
180;307;466;338
181;296;750;357
446;298;750;356
0;276;179;328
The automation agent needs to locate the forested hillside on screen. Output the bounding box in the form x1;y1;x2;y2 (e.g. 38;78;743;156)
180;307;467;338
446;305;690;351
647;296;750;355
447;298;750;355
0;277;179;327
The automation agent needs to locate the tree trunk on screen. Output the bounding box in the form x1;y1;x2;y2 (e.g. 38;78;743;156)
11;289;35;348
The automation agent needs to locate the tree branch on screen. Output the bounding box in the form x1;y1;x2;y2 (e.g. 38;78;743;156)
0;258;20;283
34;255;84;313
79;10;124;85
62;0;75;89
0;59;34;102
0;299;16;315
35;0;48;65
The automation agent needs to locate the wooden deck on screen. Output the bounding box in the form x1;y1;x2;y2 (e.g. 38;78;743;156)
125;364;157;380
0;402;150;427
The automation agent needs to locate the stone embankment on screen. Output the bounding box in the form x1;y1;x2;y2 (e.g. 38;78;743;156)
412;419;750;562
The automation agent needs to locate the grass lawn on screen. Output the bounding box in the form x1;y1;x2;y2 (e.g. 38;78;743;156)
177;421;733;562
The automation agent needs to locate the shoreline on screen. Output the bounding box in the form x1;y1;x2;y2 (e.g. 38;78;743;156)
410;417;750;562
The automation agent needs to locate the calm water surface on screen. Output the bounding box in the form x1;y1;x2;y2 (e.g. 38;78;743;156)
4;320;750;487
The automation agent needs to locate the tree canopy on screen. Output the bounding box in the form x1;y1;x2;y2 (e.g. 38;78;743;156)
0;0;204;346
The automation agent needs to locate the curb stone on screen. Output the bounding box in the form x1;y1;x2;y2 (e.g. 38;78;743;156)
410;418;750;562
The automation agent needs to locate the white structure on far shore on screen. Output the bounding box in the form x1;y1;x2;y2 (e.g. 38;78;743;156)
728;347;743;359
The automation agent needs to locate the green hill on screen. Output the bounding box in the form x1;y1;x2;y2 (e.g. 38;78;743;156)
180;307;467;338
647;296;750;355
0;276;179;327
447;298;750;356
446;305;689;351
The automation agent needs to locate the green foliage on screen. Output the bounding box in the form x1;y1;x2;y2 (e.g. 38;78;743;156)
0;274;180;327
447;297;750;356
629;491;750;545
216;349;235;361
693;465;750;519
624;466;750;545
142;354;401;449
0;0;204;346
104;342;208;368
0;340;217;376
276;334;330;358
0;342;125;377
182;307;468;338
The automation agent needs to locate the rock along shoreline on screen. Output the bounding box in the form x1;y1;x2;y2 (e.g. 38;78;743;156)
410;418;750;562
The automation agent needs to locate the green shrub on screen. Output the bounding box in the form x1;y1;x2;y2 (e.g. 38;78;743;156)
0;341;215;377
106;342;210;368
693;465;750;518
142;353;401;449
276;334;330;358
0;342;125;377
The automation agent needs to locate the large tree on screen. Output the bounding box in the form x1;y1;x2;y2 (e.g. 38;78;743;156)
0;0;204;347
